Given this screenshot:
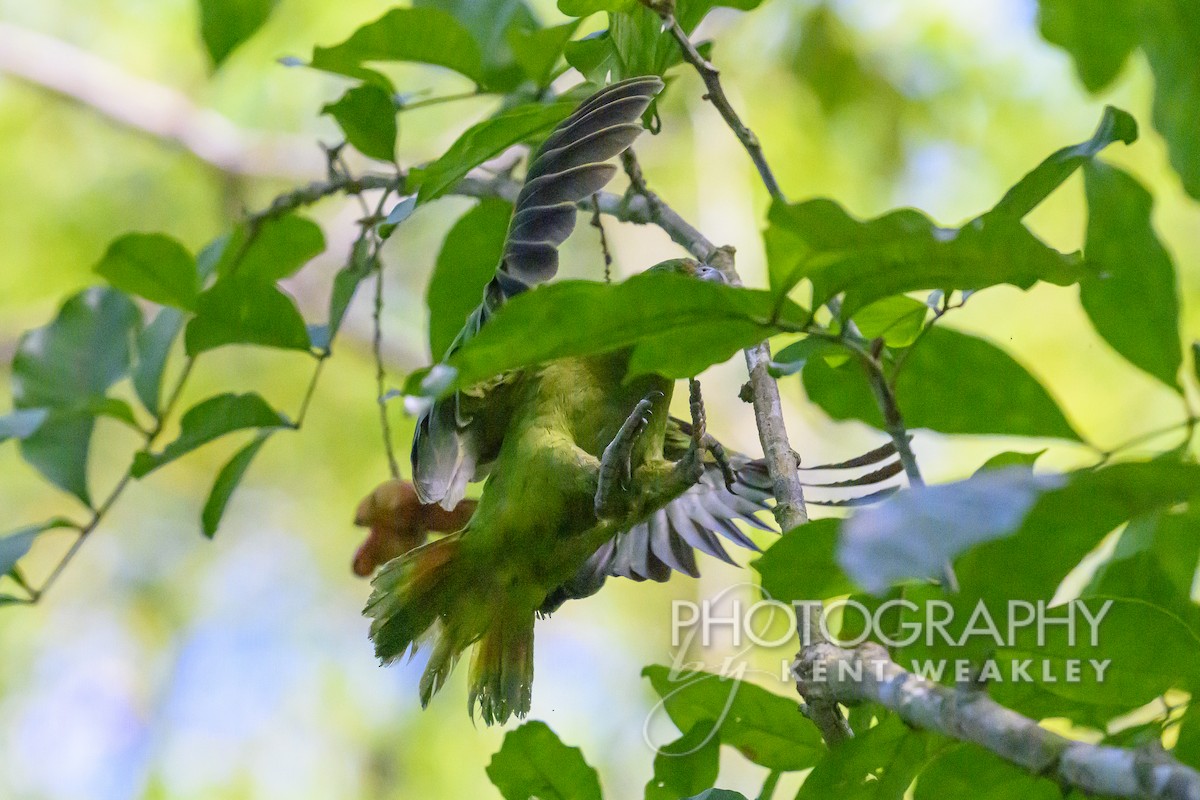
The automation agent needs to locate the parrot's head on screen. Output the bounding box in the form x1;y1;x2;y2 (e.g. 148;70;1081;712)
645;258;725;283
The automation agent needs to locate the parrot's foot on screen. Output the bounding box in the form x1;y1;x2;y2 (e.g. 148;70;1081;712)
595;392;662;520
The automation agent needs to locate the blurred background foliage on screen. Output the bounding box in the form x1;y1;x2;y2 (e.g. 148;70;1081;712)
0;0;1197;798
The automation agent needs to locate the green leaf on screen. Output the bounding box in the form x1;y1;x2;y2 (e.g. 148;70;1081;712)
415;101;575;204
802;327;1081;441
754;519;855;604
1080;162;1182;389
417;0;540;92
421;274;806;396
328;239;377;347
850;296;928;348
797;715;945;800
427;198;513;360
1036;1;1138;92
0;409;49;445
643;665;825;771
322;85;397;162
215;214;325;283
645;723;721;800
1081;510;1200;634
0;525;42;578
185;277;312;356
19;413;96;505
1176;704;1200;769
765;199;1083;317
12;287;142;503
840;468;1064;595
994;597;1200;713
132;307;185;417
132;393;288;477
202;432;272;538
94;233;199;311
914;744;1059;800
486;721;602;800
12;287;142;409
975;449;1046;473
310;8;486;87
558;0;634;15
992;106;1138;220
767;107;1136;313
1140;1;1200;199
509;21;582;87
198;0;278;67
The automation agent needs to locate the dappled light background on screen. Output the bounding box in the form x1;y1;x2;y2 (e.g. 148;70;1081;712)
1;0;1197;798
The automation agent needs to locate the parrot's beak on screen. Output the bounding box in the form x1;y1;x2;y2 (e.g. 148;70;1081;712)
695;264;726;283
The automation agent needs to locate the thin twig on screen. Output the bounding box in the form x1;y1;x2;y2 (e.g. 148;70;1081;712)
654;9;785;201
590;192;614;283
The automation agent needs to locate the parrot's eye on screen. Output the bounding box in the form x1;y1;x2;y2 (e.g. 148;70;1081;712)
695;265;725;283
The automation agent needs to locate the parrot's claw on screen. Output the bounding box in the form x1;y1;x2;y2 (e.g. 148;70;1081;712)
595;392;662;520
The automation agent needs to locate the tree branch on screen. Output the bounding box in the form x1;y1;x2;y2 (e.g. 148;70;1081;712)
796;641;1200;800
0;21;324;179
653;9;784;202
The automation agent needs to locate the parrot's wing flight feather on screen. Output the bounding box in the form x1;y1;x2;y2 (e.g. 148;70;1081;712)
412;77;664;508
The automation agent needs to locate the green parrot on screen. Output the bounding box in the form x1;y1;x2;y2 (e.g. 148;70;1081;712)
365;77;899;724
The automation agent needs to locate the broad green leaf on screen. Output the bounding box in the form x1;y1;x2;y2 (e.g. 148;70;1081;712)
185;277;312;356
643;665;825;771
198;0;278;67
510;21;582;87
766;107;1136;313
0;409;49;444
753;519;855;604
914;744;1059;800
0;526;41;578
645;723;720;800
215;214;325;283
1080;162;1182;389
19;413;96;505
486;721;602;800
427;198;513;360
322;85;397;162
850;296;928;348
797;715;946;800
132;393;288;477
958;461;1200;603
328;239;377;346
1176;704;1200;769
12;287;141;409
1081;511;1200;634
94;233;199;311
310;8;486;87
992;106;1138;220
202;432;272;538
765;199;1083;317
993;597;1200;713
769;336;847;377
132;307;185;416
802;327;1081;441
974;449;1045;473
558;0;634;14
1037;0;1138;92
415;101;575;204
416;0;539;92
414;274;806;396
840;468;1064;594
12;287;141;504
1140;0;1200;199
564;32;622;85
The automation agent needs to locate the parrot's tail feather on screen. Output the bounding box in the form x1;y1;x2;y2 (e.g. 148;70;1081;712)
365;532;466;665
468;606;535;726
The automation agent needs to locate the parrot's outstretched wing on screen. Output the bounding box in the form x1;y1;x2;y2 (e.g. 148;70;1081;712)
412;77;665;509
540;424;905;611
